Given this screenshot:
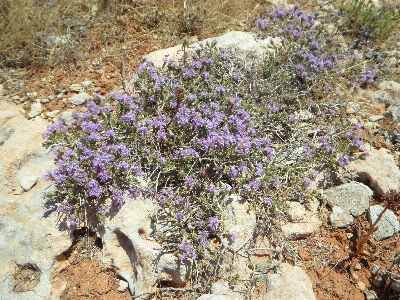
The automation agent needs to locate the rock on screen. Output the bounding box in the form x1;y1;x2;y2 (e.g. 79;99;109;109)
211;280;230;295
369;115;384;122
368;205;399;240
69;83;82;92
361;81;400;105
20;175;38;192
262;263;315;300
323;181;372;217
40;98;50;104
118;280;129;293
0;84;5;96
347;148;400;196
295;110;314;121
28;101;43;119
46;110;60;119
221;194;256;251
48;95;56;101
27;92;37;100
286;202;306;222
144;31;282;68
100;197;190;298
357;281;366;291
81;80;93;90
330;206;354;228
69;92;89;105
364;290;379;300
0;102;72;299
370;264;380;275
384;105;400;121
198;293;244;300
281;216;321;240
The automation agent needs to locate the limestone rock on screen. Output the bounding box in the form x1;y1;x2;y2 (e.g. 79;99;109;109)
28;101;43;119
323;181;372;216
100;197;190;298
347;149;400;196
361;81;400;105
198;293;244;300
281;217;321;240
330;206;354;228
20;175;38;191
368;205;399;240
262;263;315;300
46;110;60;118
144;31;281;69
69;92;89;105
221;194;257;251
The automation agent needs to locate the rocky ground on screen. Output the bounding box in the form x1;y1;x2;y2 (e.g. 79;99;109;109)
1;0;400;299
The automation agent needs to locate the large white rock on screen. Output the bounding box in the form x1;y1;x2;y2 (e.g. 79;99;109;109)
368;205;399;240
347;149;400;196
0;102;72;299
144;31;282;69
262;263;316;300
100;197;190;299
323;181;372;217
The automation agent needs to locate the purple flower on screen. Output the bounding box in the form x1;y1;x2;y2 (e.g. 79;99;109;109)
184;177;194;188
272;177;281;188
264;197;272;206
215;85;226;94
209;216;219;231
304;178;312;186
269;105;280;113
230;232;238;242
176;212;184;221
338;153;350;167
198;231;209;247
289;115;298;123
87;179;103;198
66;217;79;228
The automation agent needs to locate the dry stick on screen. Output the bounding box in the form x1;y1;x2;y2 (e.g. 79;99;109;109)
121;34;128;94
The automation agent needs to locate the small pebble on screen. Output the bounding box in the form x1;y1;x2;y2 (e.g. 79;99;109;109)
357;281;366;291
369;115;384;122
370;264;380;275
40;98;50;104
364;290;378;300
355;263;362;270
118;280;129;293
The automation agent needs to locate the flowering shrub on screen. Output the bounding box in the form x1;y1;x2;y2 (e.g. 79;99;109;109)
43;4;367;269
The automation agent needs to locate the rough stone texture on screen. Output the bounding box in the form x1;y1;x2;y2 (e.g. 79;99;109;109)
46;110;60;118
69;92;89;105
323;181;372;216
286;202;307;222
368;205;400;240
281;217;321;240
28;101;43;119
100;197;190;299
0;83;5;96
220;194;256;252
0;102;72;299
20;175;38;191
369;115;384;122
347;148;400;196
330;206;354;228
144;31;281;68
198;293;244;300
360;81;400;106
211;280;231;295
262;263;316;300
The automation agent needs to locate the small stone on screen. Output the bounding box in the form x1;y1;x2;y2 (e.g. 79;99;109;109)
281;216;321;240
370;264;380;275
69;92;89;105
28;101;43;119
330;206;354;228
118;280;129;293
94;86;102;93
346;233;353;239
363;122;375;129
20;175;39;192
286;202;306;222
48;95;56;101
69;83;82;92
40;98;50;104
355;263;362;270
19;108;26;115
46;110;60;118
27;92;37;99
368;205;399;240
349;117;359;125
295;110;314;121
81;80;92;90
0;84;5;96
357;281;366;291
211;280;230;295
364;290;378;300
369;115;384;122
12;95;20;101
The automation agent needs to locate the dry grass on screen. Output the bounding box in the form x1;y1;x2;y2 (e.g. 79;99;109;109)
0;0;262;69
